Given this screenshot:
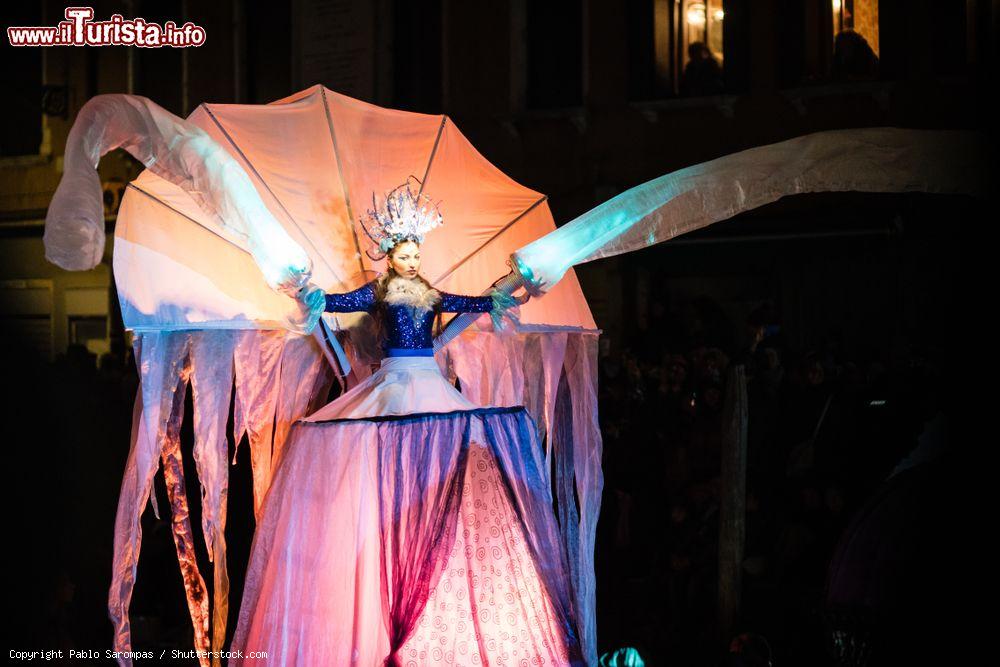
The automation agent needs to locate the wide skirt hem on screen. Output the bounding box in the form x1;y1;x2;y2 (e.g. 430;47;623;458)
231;391;582;666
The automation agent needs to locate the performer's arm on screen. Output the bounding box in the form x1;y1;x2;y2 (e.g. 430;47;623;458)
438;291;494;313
438;288;530;333
324;281;376;313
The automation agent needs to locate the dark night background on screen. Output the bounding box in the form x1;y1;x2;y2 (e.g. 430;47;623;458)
1;1;995;665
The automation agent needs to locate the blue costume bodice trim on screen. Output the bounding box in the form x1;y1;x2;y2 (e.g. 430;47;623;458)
386;347;435;357
324;279;493;353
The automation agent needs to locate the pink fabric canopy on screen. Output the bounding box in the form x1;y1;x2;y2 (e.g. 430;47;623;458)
114;84;595;333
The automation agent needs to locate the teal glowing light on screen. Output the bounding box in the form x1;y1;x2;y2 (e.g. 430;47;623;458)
598;646;645;667
514;188;668;292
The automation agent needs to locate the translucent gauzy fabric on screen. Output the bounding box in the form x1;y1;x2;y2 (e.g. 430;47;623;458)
514;127;990;289
110;332;202;658
110;330;332;667
301;356;477;421
109;328;600;667
442;331;603;663
230;407;586;666
44;94;313;299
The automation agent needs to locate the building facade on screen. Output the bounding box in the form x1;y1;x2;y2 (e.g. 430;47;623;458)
0;0;993;361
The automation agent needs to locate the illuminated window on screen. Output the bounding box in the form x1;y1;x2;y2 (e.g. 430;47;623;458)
832;0;879;56
629;0;725;99
830;0;879;81
681;0;724;68
677;0;725;96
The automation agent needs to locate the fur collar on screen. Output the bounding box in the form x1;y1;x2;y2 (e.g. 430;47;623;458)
383;275;441;314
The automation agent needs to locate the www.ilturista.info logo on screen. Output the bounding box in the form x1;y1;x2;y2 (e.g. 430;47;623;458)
7;7;206;47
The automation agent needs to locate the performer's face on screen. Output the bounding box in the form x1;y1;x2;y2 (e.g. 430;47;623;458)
389;241;421;278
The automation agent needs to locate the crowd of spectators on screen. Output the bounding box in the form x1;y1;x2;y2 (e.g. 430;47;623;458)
594;299;945;666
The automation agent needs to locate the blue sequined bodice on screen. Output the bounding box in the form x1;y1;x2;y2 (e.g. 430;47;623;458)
324;280;493;355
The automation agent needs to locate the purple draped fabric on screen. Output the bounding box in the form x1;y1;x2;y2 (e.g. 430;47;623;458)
232;406;584;666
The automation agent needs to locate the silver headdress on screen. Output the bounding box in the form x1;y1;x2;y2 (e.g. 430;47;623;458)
359;176;443;261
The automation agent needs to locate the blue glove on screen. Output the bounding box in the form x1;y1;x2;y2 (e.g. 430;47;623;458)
488;289;525;333
297;284;327;335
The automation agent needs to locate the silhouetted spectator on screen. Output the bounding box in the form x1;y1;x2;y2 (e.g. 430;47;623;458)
680;42;724;96
724;632;773;667
831;30;879;81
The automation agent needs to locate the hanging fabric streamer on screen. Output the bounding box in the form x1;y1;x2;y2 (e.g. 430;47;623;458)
44;94;318;327
513;127;988;291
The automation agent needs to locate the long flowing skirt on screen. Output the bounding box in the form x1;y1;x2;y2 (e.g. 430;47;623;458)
230;356;584;666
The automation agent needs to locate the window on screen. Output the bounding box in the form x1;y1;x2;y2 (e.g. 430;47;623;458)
526;1;583;109
833;0;879;56
0;6;43;156
392;0;443;112
831;0;879;81
681;0;725;68
629;0;726;100
69;315;109;357
678;0;725;96
0;279;53;360
66;287;110;358
135;0;183;114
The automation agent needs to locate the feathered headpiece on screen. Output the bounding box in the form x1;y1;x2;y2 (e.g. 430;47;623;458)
359;175;443;260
